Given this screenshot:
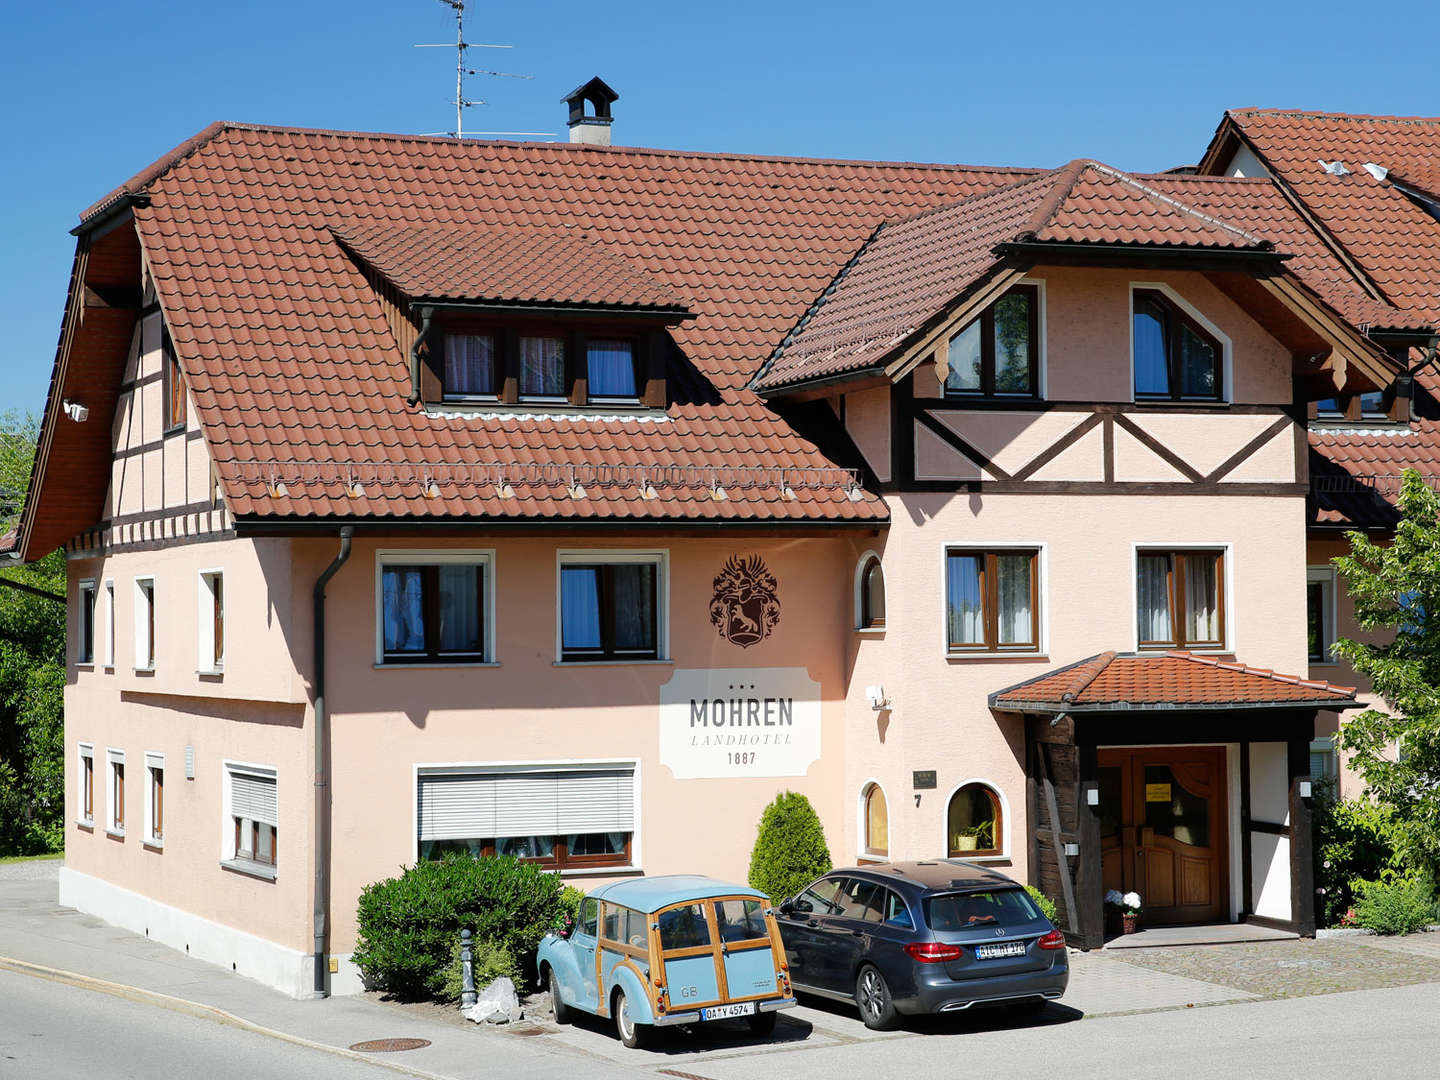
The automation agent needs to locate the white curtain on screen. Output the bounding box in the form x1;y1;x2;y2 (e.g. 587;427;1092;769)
383;568;425;652
437;564;481;653
995;555;1032;644
587;339;636;397
946;554;984;646
1137;555;1172;643
1184;556;1219;642
519;336;565;396
945;319;982;392
444;334;495;395
561;567;602;651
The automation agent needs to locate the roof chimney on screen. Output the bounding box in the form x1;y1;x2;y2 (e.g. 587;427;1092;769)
562;76;619;146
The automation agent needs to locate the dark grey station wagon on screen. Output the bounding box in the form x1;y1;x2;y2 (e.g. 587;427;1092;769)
775;860;1068;1029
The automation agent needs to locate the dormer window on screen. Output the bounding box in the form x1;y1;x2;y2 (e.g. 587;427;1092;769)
1133;289;1223;402
435;323;663;408
944;284;1039;398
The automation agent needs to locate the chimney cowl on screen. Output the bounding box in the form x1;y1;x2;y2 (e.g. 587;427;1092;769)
561;76;619;146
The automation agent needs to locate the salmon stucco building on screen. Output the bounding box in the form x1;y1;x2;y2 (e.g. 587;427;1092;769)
11;89;1439;996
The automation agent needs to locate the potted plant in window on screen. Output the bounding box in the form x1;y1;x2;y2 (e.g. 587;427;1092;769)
951;820;994;854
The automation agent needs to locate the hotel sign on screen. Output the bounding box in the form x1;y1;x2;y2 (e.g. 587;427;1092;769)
659;667;822;779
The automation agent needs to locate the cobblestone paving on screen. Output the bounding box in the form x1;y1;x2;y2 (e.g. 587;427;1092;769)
1107;937;1440;999
1352;931;1440;962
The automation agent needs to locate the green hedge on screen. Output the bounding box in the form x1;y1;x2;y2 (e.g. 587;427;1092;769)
748;790;832;903
1352;878;1436;935
1026;885;1058;923
352;855;574;1000
1314;790;1403;927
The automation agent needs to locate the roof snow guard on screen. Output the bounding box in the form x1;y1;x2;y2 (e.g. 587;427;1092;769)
988;650;1357;713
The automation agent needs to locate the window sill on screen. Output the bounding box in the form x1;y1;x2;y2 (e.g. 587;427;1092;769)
76;820;94;832
134;667;155;676
857;855;888;865
946;652;1048;663
163;423;187;439
954;854;1012;865
221;859;277;882
1136;646;1230;655
197;668;224;679
558;865;642;878
143;840;164;853
854;627;886;637
76;662;95;670
553;659;672;668
106;829;125;841
103;665;115;674
1131;399;1229;409
375;661;501;670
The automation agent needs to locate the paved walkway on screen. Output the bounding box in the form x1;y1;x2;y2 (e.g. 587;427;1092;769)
3;859;1440;1078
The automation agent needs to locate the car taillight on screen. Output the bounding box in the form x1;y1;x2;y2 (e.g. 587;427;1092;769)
904;942;964;963
1037;929;1066;950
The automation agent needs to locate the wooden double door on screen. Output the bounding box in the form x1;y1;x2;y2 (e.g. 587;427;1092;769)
1098;747;1229;925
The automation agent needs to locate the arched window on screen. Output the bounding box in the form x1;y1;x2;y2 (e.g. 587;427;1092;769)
947;783;1002;858
863;783;888;857
857;554;886;630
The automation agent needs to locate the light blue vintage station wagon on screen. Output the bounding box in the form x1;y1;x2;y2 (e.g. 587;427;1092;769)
538;875;797;1048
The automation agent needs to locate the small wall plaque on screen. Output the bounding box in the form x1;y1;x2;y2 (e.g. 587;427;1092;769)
912;770;937;790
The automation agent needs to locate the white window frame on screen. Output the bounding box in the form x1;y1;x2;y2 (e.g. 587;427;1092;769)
555;549;670;665
854;549;886;634
939;277;1048;400
144;751;165;848
1307;566;1338;667
941;777;1012;864
1310;736;1338;784
133;576;155;671
77;743;95;827
1130;542;1234;654
939;541;1049;659
77;579;97;666
103;579;115;669
197;569;224;675
1128;281;1233;405
221;760;278;880
412;758;642;875
106;747;126;837
374;549;497;667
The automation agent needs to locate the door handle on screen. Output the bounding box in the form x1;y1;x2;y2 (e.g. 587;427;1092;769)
850;929;865;938
806;920;819;928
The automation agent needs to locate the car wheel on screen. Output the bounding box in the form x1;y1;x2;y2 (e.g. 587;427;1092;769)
614;988;648;1049
746;1010;777;1037
548;967;573;1024
855;965;898;1031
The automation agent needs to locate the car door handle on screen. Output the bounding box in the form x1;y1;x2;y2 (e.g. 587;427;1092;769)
850;929;865;938
806;920;819;928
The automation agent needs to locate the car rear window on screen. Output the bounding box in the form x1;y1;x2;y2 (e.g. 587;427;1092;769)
716;899;768;942
923;888;1041;932
658;903;711;950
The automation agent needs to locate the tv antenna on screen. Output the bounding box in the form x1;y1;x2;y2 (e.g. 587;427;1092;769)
414;1;549;139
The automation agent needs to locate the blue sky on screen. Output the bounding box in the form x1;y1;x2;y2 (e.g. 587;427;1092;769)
2;0;1436;415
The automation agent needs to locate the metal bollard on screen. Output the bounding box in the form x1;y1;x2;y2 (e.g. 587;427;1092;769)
460;928;477;1009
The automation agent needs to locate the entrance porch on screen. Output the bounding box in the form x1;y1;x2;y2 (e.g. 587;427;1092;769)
989;650;1358;950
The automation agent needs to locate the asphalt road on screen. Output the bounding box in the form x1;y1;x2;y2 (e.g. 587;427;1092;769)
0;969;412;1080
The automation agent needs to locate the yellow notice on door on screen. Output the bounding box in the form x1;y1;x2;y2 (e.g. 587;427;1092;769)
1145;783;1171;803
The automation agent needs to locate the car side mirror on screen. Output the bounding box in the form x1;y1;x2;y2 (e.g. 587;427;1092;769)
777;898;795;916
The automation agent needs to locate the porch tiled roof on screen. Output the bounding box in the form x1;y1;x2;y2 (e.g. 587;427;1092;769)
989;650;1356;711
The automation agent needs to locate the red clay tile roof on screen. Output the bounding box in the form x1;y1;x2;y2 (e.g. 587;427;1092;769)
1208;109;1440;321
103;123;1045;525
755;160;1283;392
990;650;1356;710
331;221;690;311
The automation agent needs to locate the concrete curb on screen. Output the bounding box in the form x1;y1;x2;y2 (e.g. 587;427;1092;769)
0;954;454;1080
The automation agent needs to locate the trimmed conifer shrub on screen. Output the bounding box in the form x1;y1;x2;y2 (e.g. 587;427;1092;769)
748;790;833;902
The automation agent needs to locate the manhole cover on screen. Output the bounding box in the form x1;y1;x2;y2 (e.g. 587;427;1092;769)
349;1038;432;1053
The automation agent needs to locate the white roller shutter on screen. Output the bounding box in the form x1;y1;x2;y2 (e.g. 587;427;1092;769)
230;769;277;826
418;766;635;843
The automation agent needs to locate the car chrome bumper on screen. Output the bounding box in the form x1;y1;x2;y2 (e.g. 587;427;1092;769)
651;996;797;1027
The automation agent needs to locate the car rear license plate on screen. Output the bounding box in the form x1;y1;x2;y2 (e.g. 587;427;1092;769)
701;1002;757;1020
974;941;1027;960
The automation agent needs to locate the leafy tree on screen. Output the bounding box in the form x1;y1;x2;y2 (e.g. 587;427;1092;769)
0;411;65;856
1333;469;1440;883
748;790;832;902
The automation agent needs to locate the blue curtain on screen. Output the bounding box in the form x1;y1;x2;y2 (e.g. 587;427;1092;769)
946;554;983;646
383;568;425;652
561;567;602;650
587;339;636;397
1134;302;1170;396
